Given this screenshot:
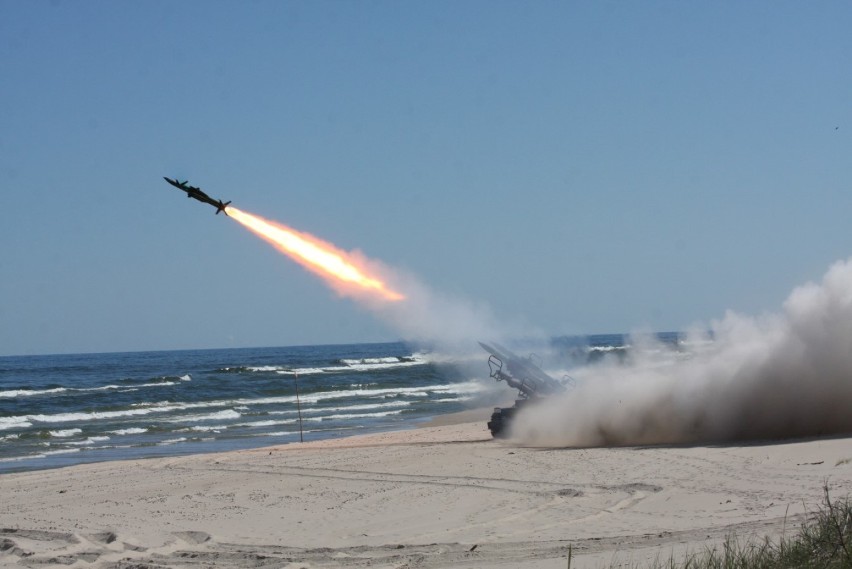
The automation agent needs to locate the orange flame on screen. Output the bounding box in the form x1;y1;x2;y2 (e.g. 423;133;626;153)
225;206;404;302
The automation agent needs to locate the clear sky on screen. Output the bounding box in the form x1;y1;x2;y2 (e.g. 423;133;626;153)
1;1;850;356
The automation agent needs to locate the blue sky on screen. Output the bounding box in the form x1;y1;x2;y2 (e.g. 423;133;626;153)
1;1;850;356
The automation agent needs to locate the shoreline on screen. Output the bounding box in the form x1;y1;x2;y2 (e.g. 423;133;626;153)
415;405;496;428
0;405;498;476
2;420;852;568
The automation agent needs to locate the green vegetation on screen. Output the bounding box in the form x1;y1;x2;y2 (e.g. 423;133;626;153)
570;486;852;569
663;486;851;569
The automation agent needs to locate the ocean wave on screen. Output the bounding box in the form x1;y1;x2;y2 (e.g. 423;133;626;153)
260;430;305;437
276;367;327;375
132;380;480;409
2;404;194;427
183;425;227;433
0;378;186;400
0;387;67;398
297;381;484;403
64;436;111;446
310;400;412;413
108;427;148;435
168;409;241;423
233;418;298;429
587;345;628;353
0;448;83;463
430;396;473;403
228;353;430;376
306;410;404;421
277;358;427;376
269;400;411;416
186;408;411;432
1;381;481;430
340;356;412;365
0;418;33;431
24;408;173;423
49;429;82;438
85;381;179;391
43;448;83;456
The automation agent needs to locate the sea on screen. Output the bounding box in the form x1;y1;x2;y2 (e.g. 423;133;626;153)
0;335;671;473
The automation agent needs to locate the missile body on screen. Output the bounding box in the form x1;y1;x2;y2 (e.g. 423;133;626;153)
164;177;231;215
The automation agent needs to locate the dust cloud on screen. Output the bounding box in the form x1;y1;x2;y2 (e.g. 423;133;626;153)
510;258;852;446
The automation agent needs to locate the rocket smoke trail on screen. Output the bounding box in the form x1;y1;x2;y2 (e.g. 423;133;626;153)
510;258;852;447
225;205;510;351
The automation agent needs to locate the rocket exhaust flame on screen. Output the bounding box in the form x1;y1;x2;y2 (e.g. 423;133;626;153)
225;206;405;302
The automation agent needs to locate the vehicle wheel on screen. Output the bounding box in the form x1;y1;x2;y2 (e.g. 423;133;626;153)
487;406;516;438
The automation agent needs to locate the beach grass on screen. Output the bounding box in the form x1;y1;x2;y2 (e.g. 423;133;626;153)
638;485;852;569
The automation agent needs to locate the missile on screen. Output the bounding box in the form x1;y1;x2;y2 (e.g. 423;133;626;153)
163;177;231;215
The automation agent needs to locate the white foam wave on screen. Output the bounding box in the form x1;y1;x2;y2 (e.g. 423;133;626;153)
277;360;425;376
86;382;176;392
233;418;298;429
49;429;82;438
169;409;241;423
270;400;411;416
249;353;429;376
26;408;168;423
0;418;33;430
297;381;483;404
1;382;480;429
0;387;67;398
157;437;187;446
42;448;82;457
340;356;411;365
307;410;404;421
587;345;627;353
135;381;480;410
340;360;424;372
65;436;111;446
0;453;39;462
108;427;148;435
276;367;326;375
0;379;183;400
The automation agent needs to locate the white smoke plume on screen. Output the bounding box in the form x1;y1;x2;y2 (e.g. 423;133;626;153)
510;258;852;446
371;271;525;354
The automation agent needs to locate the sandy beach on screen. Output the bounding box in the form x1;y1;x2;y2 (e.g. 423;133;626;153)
2;417;852;568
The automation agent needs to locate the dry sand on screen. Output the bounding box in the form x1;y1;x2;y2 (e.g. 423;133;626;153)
2;419;852;568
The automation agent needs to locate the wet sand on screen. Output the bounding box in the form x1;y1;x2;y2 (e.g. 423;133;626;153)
2;419;852;568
